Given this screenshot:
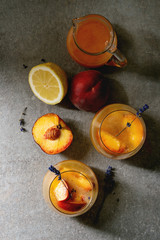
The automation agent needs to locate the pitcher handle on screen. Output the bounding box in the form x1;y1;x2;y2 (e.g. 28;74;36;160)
105;49;127;68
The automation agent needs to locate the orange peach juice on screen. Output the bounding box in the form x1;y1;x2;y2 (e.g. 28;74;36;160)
43;160;98;216
90;104;146;160
67;14;117;68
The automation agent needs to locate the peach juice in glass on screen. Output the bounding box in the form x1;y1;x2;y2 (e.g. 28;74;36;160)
67;14;127;68
43;160;98;216
90;104;147;160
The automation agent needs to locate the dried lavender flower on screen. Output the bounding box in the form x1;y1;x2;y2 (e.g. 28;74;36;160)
94;166;115;223
104;166;115;193
20;127;27;132
19;119;25;126
23;64;28;69
136;104;149;117
49;165;61;180
41;59;46;62
19;107;27;132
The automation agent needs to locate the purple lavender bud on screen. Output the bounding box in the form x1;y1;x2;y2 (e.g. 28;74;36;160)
143;104;149;111
41;58;46;62
58;175;61;180
19;119;25;126
49;165;61;179
137;104;149;117
20;127;26;132
105;166;114;180
23;64;28;69
127;122;131;127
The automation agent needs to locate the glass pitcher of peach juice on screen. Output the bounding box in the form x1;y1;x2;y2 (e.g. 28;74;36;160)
67;14;127;68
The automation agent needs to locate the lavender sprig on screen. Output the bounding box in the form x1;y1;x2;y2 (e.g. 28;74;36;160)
104;166;115;193
116;104;149;137
49;165;61;180
23;64;28;69
41;58;46;62
20;127;27;132
136;104;149;117
19;107;27;132
94;166;115;223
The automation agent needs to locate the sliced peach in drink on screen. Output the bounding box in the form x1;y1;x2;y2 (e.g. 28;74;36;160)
57;200;86;212
54;179;69;202
32;113;73;154
122;114;143;149
75;175;92;191
58;171;92;191
64;172;92;191
70;190;87;203
100;130;126;153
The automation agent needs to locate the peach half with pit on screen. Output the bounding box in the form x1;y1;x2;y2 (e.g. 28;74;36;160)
32;113;73;154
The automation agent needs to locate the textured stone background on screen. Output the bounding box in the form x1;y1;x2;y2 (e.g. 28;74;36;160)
0;0;160;240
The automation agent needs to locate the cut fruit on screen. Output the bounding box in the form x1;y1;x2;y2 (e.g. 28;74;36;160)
122;114;143;149
32;113;73;154
28;62;68;105
54;180;69;201
100;130;126;153
72;174;92;191
57;200;86;212
64;172;92;191
72;193;84;202
44;126;61;140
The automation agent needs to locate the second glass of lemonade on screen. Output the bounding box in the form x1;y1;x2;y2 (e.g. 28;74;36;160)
90;104;146;160
43;160;98;216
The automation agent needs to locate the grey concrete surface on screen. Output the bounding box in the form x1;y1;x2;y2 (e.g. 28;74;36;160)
0;0;160;240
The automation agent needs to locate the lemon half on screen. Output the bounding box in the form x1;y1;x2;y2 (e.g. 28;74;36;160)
28;62;68;105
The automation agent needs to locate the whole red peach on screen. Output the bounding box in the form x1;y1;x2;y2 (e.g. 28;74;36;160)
69;70;109;112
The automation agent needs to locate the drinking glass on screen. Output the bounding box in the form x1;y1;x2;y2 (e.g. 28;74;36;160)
90;104;146;160
43;160;98;216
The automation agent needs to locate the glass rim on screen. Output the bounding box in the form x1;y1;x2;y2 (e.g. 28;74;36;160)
72;14;115;56
99;109;146;156
49;170;93;216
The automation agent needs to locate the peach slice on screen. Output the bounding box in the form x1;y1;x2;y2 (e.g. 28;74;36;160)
56;168;92;191
100;130;126;153
72;174;92;191
122;114;143;149
71;193;84;202
57;200;86;212
64;171;92;191
54;179;69;202
32;113;73;154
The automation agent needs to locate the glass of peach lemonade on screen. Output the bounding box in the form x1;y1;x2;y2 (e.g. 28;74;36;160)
43;160;98;216
90;104;146;160
67;14;127;68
